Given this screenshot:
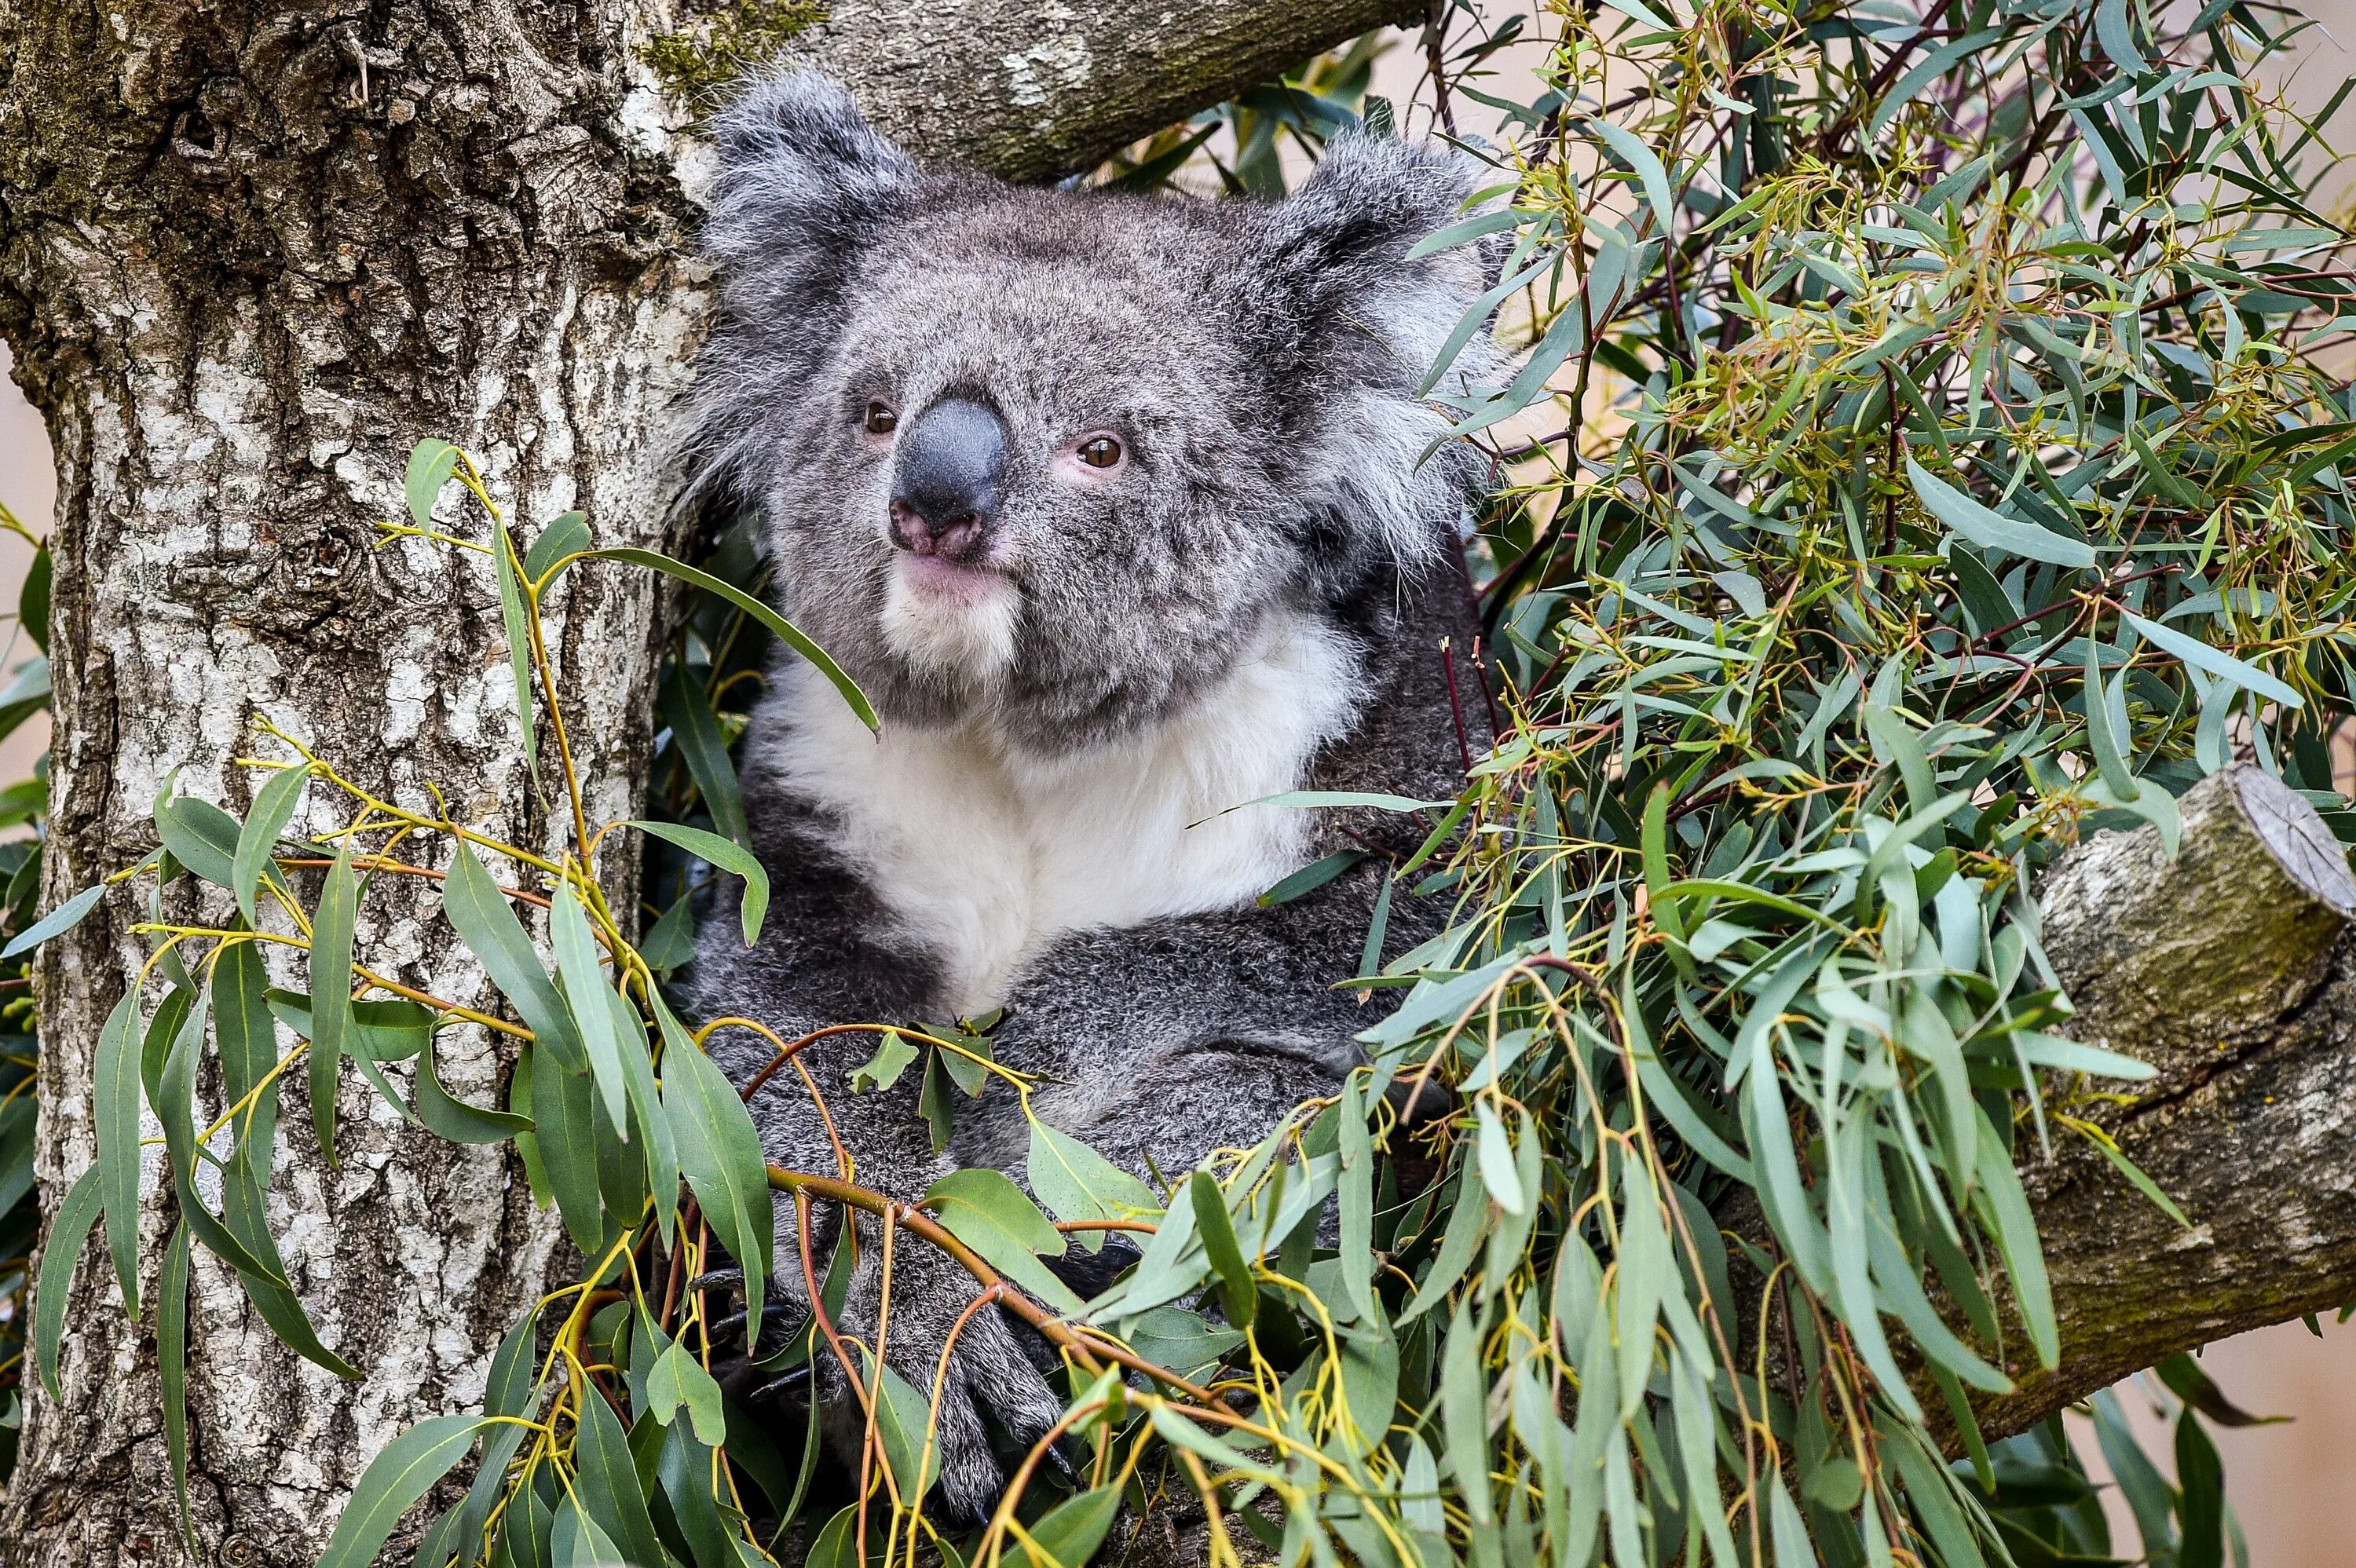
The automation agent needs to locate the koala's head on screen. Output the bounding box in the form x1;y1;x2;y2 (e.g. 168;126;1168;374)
685;73;1497;752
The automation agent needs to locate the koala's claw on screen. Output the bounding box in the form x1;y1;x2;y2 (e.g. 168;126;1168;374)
687;1266;746;1296
752;1365;814;1402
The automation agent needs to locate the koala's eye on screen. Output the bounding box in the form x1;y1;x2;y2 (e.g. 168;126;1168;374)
1077;435;1123;469
863;401;898;436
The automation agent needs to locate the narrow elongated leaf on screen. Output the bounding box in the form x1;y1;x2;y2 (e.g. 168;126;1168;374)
265;990;434;1062
550;883;627;1139
490;519;538;784
1187;1169;1257;1329
0;882;101;960
93;987;144;1318
627;821;769;945
573;1382;665;1568
34;1166;104;1398
2122;608;2303;708
582;547;876;730
531;1041;611;1255
1908;457;2098;567
655;992;773;1339
309;843;358;1160
234;762;313;926
865;1353;941;1502
439;839;584;1073
1440;1303;1493;1524
413;1031;533;1143
318;1415;496;1568
658;669;751;852
159;1220;195;1552
605;979;677;1248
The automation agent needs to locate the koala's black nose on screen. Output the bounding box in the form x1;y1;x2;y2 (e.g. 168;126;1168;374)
888;396;1006;565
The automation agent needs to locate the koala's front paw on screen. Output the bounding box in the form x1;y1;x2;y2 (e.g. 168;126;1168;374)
690;1266;815;1409
829;1254;1072;1523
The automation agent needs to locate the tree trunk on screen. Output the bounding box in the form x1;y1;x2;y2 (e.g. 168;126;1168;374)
0;1;1414;1563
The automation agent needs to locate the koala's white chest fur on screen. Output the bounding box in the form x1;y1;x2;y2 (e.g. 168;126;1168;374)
763;615;1361;1011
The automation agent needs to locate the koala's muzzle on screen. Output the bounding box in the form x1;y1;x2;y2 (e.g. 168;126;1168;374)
888;396;1006;566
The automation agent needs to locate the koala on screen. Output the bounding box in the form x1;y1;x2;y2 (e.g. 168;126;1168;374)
680;71;1498;1522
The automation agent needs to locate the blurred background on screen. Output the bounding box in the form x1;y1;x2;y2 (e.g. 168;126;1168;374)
5;2;2352;1557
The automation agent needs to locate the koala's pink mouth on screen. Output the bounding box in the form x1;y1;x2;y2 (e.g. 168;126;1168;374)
896;551;1005;605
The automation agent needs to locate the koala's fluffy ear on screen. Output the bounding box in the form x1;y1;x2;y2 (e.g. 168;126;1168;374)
701;71;919;312
1248;137;1500;573
1249;134;1500;393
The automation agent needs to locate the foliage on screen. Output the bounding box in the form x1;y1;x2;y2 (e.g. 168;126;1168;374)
13;0;2356;1563
0;499;50;1486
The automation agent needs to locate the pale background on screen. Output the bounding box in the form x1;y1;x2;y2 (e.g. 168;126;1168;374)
5;7;2354;1560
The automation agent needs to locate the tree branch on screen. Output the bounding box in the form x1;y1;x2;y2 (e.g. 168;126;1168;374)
790;0;1427;180
1978;765;2356;1437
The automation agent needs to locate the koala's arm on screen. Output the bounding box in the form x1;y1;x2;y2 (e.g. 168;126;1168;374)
685;799;956;1219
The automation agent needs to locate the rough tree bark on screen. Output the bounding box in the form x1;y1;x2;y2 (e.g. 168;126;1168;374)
1974;764;2356;1438
0;1;1415;1563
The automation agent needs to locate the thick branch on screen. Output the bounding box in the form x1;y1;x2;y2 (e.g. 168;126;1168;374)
793;0;1426;180
1979;765;2356;1437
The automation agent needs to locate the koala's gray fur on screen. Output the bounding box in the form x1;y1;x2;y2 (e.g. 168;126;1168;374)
680;71;1497;1521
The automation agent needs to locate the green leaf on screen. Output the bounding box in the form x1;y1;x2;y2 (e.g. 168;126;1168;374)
2121;608;2303;708
234;762;313;927
848;1029;917;1094
316;1414;496;1568
658;667;752;851
309;842;359;1160
646;1336;729;1446
2157;1352;2286;1427
154;793;239;889
2175;1406;2226;1568
573;1378;666;1568
1002;1486;1124;1568
524;510;591;584
1440;1302;1493;1524
587;547;876;730
925;1167;1084;1315
1591;117;1676;237
628;820;769;945
1473;1100;1524;1214
1026;1118;1156;1252
490;516;539;785
20;543;50;652
1187;1169;1257;1329
264;990;434;1062
412;1030;534;1143
1257;849;1365;908
152;981;287;1286
605;979;678;1249
404;438;462;530
865;1353;941;1503
1908;457;2098;567
33;1166;104;1398
1970;1106;2058;1369
655;991;774;1340
550;882;628;1139
531;1041;613;1256
439;838;584;1073
0;882;102;960
159;1219;196;1554
93;987;143;1319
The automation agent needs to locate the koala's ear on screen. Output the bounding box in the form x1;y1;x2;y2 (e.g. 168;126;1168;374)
701;71;919;291
1249;135;1500;390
